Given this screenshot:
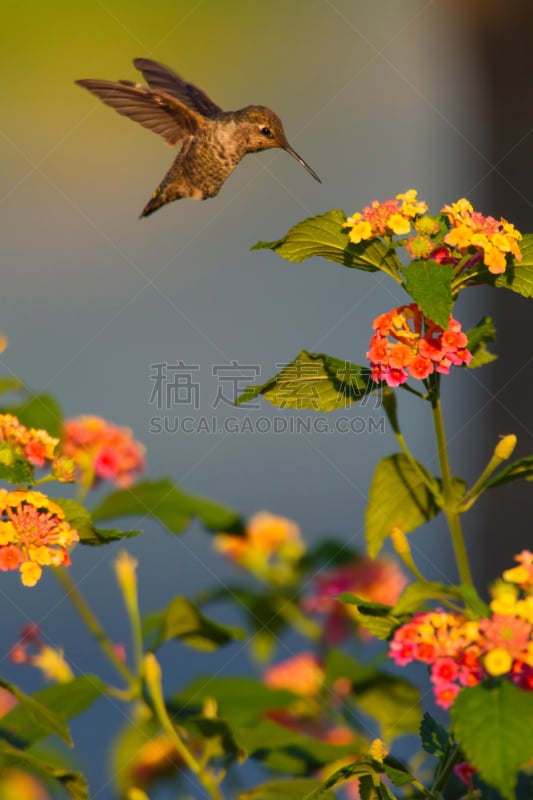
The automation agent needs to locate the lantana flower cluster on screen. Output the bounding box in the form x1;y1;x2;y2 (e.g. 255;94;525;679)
367;303;472;388
303;556;408;644
389;551;533;709
442;198;522;274
0;413;58;469
346;189;428;243
345;190;522;276
215;511;305;584
0;490;79;586
61;415;145;488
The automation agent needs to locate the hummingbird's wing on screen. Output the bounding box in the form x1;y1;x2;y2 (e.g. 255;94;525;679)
76;79;204;146
133;58;223;118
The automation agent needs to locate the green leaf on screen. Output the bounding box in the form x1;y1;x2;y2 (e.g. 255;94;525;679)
3;394;63;437
451;680;533;800
174;676;297;726
392;581;456;615
0;741;88;800
352;674;421;741
199;586;303;662
324;649;375;687
358;775;381;800
338;594;400;639
0;377;24;395
365;453;439;558
420;712;451;757
240;778;335;800
235;719;358;768
0;676;105;748
487;455;533;488
110;713;166;796
402;260;453;328
236;350;375;411
382;757;414;787
0;678;72;746
54;498;140;545
466;316;497;368
252;209;403;278
302;539;356;569
92;478;243;534
186;715;242;759
145;595;245;651
0;450;34;485
305;755;400;799
454;584;491;617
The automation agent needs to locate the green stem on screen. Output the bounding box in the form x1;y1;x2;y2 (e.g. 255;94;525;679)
52;567;136;688
431;744;463;795
431;392;473;587
32;474;56;489
145;655;225;800
128;594;144;679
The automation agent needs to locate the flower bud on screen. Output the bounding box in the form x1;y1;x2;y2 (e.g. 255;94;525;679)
494;434;517;461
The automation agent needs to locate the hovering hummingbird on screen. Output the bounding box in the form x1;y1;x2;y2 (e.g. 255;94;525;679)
76;58;321;218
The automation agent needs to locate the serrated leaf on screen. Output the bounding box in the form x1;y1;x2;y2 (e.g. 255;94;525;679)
451;681;533;800
92;478;243;534
402;260;453;328
0;741;88;800
3;394;63;437
252;209;403;278
145;595;245;651
365;453;439;558
0;678;71;746
0;676;105;748
338;594;400;639
358;775;380;800
237;350;375;411
54;498;140;546
420;712;451;757
240;778;335;800
382;758;413;787
466;316;497;368
477;234;533;298
487;455;533;488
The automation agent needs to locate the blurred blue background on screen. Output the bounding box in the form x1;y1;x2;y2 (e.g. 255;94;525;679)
1;1;532;797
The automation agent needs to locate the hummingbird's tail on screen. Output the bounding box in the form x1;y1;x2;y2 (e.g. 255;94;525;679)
140;160;187;218
140;182;175;218
139;150;206;217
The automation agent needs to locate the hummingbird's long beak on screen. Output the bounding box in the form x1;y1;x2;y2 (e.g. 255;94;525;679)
284;144;321;183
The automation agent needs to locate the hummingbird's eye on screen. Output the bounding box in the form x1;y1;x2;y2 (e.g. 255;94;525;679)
260;126;272;137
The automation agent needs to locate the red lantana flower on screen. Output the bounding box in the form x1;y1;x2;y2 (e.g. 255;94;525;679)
367;304;472;388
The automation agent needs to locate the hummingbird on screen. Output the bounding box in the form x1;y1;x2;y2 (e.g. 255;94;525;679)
76;58;321;218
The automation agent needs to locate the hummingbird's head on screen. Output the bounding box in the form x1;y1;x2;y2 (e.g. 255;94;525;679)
237;106;321;183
